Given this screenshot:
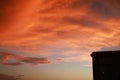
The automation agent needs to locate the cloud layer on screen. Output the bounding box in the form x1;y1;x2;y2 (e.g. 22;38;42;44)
0;0;120;63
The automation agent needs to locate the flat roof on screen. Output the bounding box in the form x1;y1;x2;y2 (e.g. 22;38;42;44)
91;50;120;57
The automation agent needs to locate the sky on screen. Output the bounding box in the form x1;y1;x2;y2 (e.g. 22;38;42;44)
0;0;120;80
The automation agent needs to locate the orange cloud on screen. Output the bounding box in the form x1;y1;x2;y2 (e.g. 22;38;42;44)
0;0;120;63
0;52;50;66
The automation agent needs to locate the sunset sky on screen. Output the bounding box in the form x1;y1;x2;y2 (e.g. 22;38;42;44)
0;0;120;80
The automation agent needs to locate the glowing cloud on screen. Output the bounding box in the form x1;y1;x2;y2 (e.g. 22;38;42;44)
0;0;120;63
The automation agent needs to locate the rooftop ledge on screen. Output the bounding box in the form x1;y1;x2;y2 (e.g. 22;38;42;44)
91;50;120;57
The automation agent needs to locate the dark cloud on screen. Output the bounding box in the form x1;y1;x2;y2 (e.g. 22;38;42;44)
0;52;51;66
89;1;120;19
63;17;100;26
0;73;22;80
0;62;23;66
21;57;51;65
101;0;120;10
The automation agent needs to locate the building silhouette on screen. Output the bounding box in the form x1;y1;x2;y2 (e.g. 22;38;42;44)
91;50;120;80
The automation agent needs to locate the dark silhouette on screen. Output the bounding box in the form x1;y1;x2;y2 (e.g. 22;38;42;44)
91;50;120;80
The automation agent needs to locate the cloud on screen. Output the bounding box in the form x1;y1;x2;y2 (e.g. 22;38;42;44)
0;73;23;80
101;0;120;10
89;0;120;20
20;57;51;65
0;52;51;66
0;0;120;63
0;62;23;66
